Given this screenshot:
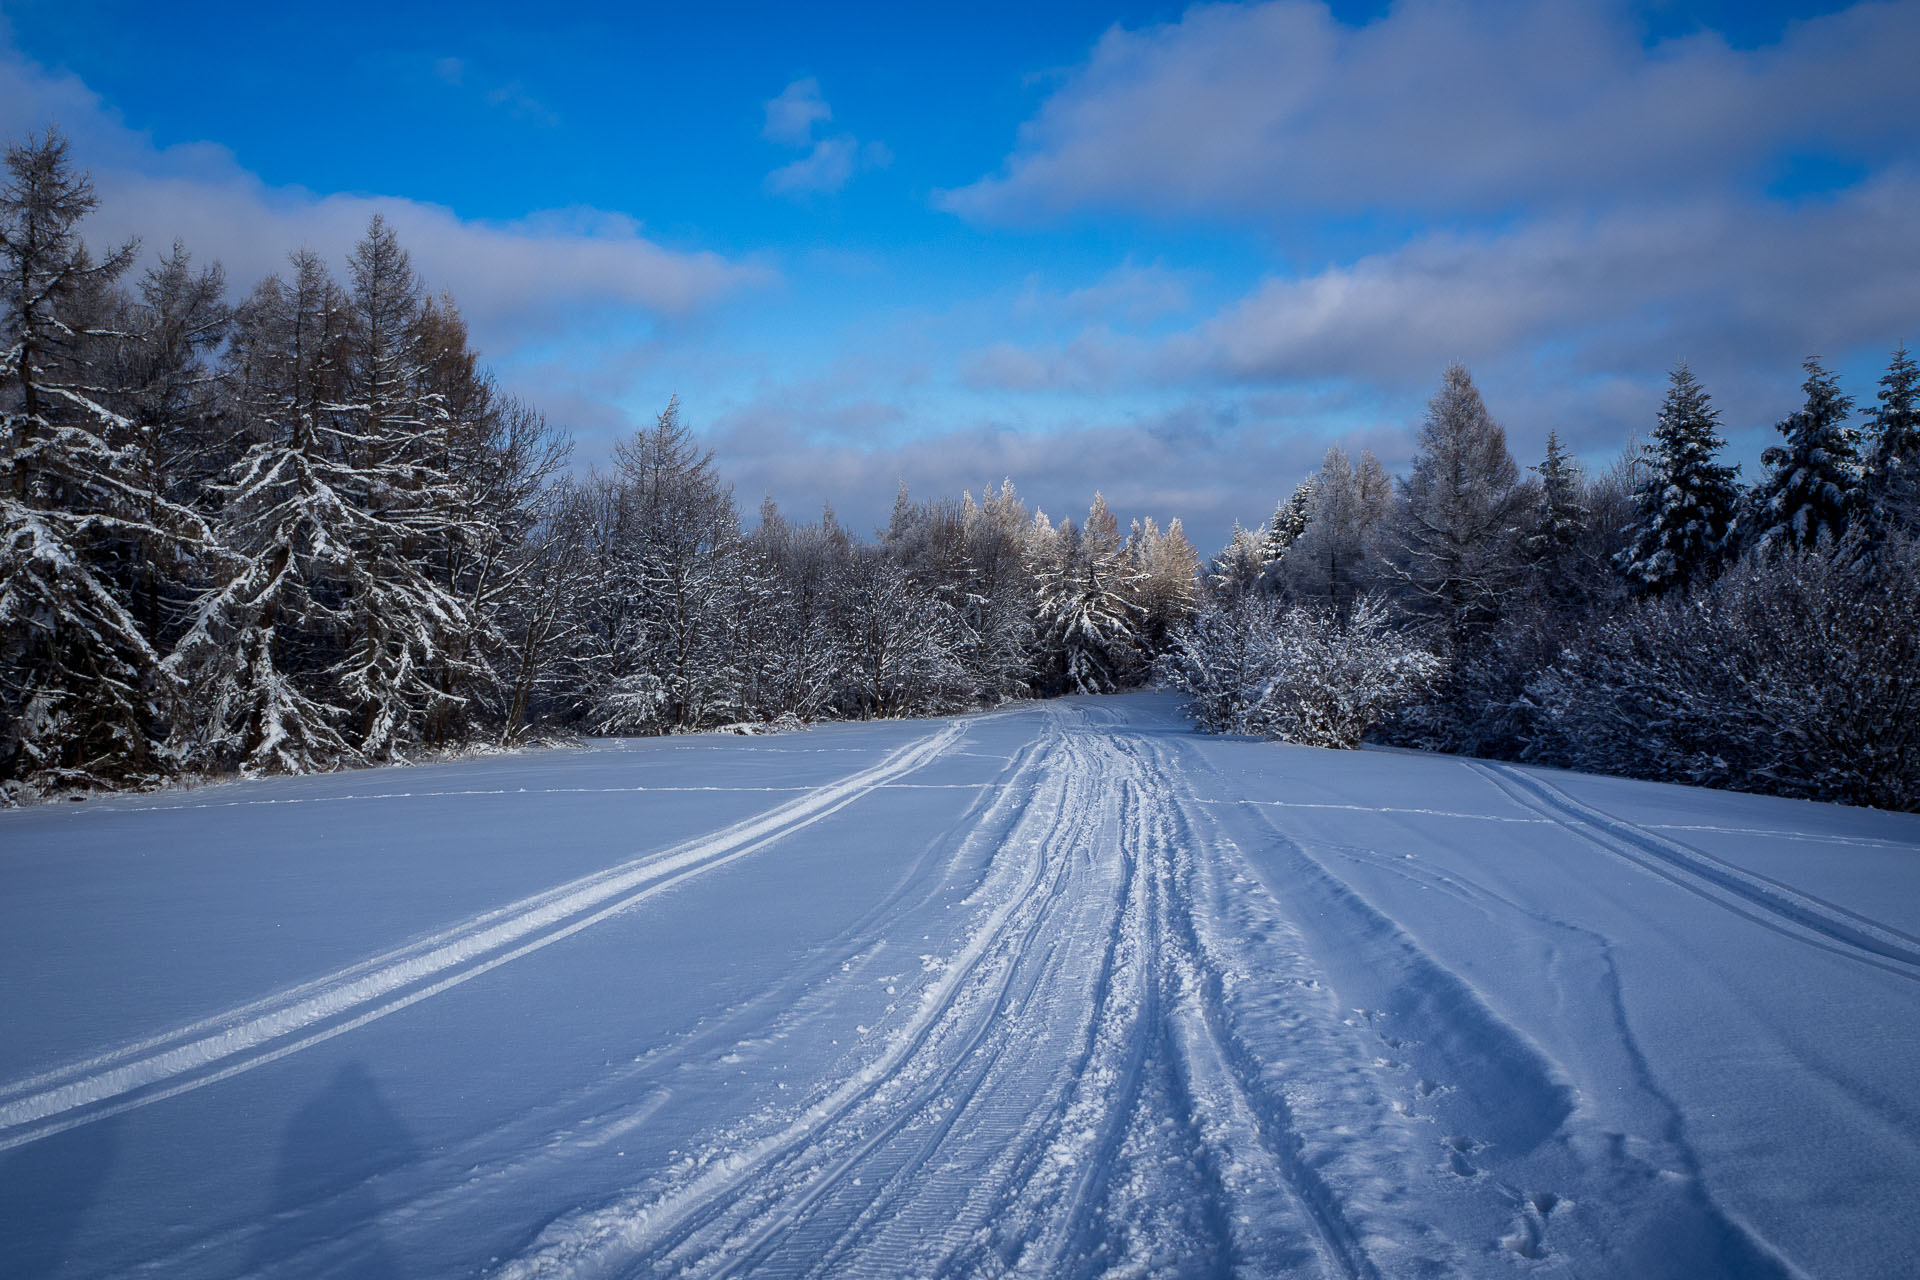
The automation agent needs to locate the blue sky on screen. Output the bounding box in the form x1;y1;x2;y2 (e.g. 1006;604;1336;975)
2;0;1915;549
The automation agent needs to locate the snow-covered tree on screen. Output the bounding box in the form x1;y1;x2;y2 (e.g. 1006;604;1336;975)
1287;446;1392;618
1206;522;1267;600
98;242;232;645
1524;431;1587;575
1750;357;1859;553
833;548;965;717
960;480;1042;701
599;397;739;732
1862;344;1920;542
1615;364;1741;594
1164;593;1440;747
1130;515;1201;655
1526;532;1920;810
0;130;208;790
1260;475;1315;583
330;216;488;757
497;477;592;742
1387;364;1525;641
167;251;364;774
1037;493;1145;694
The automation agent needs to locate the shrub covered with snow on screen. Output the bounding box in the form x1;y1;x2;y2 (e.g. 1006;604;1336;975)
1164;594;1441;748
1523;533;1920;810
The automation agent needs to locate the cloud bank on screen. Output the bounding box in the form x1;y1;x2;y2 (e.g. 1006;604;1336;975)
942;0;1920;223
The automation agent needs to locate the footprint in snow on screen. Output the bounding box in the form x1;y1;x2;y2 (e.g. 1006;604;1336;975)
1443;1134;1481;1177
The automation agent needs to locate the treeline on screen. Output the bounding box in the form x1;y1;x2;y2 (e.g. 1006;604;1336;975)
4;130;1917;811
0;133;1203;799
1170;357;1920;810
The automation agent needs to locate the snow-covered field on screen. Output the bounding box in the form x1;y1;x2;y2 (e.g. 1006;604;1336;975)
3;693;1918;1279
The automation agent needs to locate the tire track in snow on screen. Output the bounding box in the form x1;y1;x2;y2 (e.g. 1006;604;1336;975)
1476;763;1920;981
0;721;967;1153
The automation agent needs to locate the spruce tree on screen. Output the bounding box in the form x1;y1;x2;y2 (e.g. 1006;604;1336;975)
1260;475;1315;578
1751;357;1859;552
1615;364;1740;594
1526;431;1587;571
1862;344;1919;539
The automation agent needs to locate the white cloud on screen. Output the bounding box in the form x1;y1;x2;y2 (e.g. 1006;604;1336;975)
957;169;1920;432
763;77;831;146
1194;173;1920;386
760;77;887;198
709;385;1409;553
768;135;859;196
942;0;1920;224
1014;260;1196;325
0;40;769;354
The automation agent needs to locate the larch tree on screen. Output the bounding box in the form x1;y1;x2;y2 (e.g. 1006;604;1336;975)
1388;364;1524;643
168;251;362;775
332;216;485;758
0;130;205;789
1287;446;1392;619
1131;515;1201;656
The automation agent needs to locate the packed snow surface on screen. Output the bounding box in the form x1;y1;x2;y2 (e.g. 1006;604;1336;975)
3;693;1918;1278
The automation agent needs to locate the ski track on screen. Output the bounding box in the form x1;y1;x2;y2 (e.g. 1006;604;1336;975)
15;700;1904;1278
1174;739;1821;1278
498;703;1477;1280
0;722;967;1153
1473;763;1920;981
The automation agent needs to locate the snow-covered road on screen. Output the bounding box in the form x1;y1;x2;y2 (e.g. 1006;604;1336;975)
3;693;1917;1278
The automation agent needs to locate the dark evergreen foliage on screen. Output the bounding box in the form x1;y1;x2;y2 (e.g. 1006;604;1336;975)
1750;357;1859;552
1862;345;1920;542
1615;364;1741;594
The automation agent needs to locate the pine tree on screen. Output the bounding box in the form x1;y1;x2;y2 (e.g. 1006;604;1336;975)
1615;365;1740;594
1751;356;1859;552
